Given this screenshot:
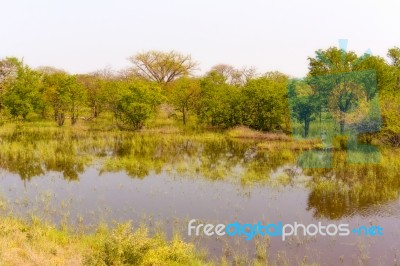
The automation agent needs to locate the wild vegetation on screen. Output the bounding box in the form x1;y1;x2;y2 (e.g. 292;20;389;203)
0;214;209;265
1;47;400;265
0;47;399;146
0;122;399;265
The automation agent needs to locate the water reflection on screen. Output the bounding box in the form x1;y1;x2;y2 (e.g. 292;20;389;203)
305;154;400;219
0;131;400;220
0;141;88;181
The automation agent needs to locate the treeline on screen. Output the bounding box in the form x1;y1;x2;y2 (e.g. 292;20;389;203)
0;51;288;131
0;48;399;145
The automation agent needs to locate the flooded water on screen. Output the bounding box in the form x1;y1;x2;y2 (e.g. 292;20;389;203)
0;134;400;265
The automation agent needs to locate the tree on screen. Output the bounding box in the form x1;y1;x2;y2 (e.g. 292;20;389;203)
387;47;400;67
69;77;87;125
288;79;319;137
308;47;358;76
378;47;400;146
42;72;86;126
117;100;151;130
262;71;287;83
0;57;21;111
168;77;200;125
307;47;373;134
2;59;43;119
198;71;242;128
36;66;66;75
208;64;256;86
77;73;109;118
128;51;197;85
241;76;287;131
102;80;130;121
387;47;400;89
116;81;164;129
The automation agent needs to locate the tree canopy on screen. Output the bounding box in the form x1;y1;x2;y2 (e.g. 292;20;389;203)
0;47;399;147
128;51;197;85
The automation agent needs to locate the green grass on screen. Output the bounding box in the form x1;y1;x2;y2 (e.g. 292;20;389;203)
0;216;209;266
0;120;399;264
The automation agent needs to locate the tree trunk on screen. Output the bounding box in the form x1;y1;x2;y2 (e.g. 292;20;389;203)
304;118;310;137
93;103;98;118
57;113;65;126
41;109;46;119
71;114;78;125
182;108;187;125
340;112;345;134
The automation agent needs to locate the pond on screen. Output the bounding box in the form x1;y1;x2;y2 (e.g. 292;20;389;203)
0;129;399;265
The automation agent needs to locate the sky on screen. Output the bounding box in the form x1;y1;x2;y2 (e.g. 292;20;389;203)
1;0;400;77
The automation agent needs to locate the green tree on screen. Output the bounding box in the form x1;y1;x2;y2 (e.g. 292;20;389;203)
308;47;358;76
377;47;400;146
198;71;241;128
168;77;200;125
116;81;164;129
77;73;109;118
2;60;42;119
208;64;256;86
287;79;319;137
240;76;288;131
69;77;87;125
387;47;400;89
42;72;87;126
308;47;371;134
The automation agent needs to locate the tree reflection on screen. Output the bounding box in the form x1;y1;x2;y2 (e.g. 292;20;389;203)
305;151;400;219
1;127;399;220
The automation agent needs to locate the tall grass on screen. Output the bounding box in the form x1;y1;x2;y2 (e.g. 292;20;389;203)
0;216;209;265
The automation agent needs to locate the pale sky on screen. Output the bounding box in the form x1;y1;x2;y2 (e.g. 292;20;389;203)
1;0;399;77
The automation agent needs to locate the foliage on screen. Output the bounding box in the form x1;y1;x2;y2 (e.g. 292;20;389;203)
0;46;399;146
198;71;242;128
287;79;319;137
241;76;288;131
0;216;208;266
208;64;256;86
167;76;201;125
42;72;87;126
77;73;109;118
1;58;43;119
116;81;164;129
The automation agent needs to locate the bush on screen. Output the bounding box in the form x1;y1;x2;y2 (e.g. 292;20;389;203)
118;100;152;130
85;223;206;266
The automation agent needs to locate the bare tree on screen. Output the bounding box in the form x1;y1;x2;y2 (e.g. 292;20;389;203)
91;66;115;79
36;66;66;75
128;50;197;85
209;64;257;86
263;71;289;82
0;57;21;111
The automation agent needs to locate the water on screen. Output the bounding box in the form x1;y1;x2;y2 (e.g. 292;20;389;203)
0;135;399;265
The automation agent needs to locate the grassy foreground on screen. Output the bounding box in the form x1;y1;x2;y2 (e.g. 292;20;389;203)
0;216;209;266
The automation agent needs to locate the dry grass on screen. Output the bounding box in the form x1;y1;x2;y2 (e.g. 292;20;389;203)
139;126;183;134
227;126;290;141
257;139;322;151
0;217;209;266
0;217;83;266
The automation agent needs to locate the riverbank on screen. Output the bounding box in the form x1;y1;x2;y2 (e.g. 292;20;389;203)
0;215;210;265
